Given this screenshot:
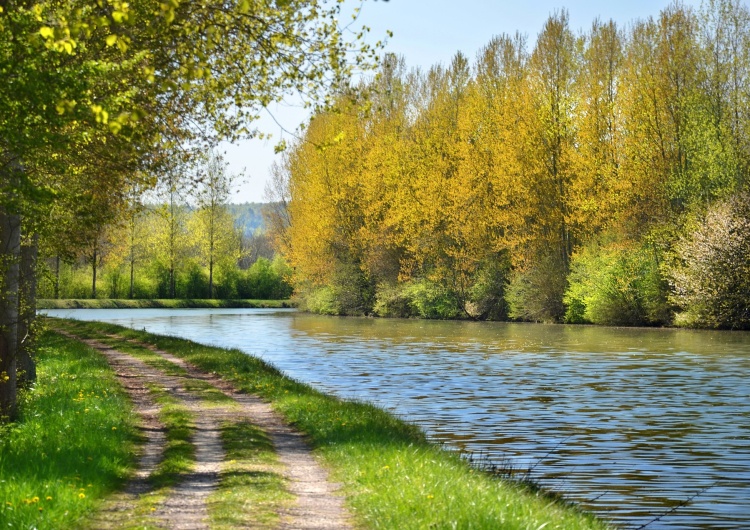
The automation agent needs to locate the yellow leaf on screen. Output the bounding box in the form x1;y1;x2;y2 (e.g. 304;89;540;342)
39;27;54;39
106;34;117;46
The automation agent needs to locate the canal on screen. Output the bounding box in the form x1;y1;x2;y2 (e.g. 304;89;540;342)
44;308;750;529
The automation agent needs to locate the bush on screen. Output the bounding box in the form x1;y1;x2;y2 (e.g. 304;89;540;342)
403;279;461;320
373;282;418;318
239;256;294;299
564;240;670;326
466;256;511;320
669;192;750;329
298;285;342;315
214;266;241;299
506;252;567;323
182;261;209;298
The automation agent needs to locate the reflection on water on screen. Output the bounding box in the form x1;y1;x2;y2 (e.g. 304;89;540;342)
45;308;750;529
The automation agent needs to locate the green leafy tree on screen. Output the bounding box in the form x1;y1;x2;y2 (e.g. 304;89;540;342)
190;151;243;298
148;167;192;299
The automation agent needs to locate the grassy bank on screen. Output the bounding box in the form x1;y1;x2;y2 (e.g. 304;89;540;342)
37;298;293;310
0;331;140;528
5;319;613;529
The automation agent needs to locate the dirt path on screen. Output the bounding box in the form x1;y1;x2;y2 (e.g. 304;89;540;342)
65;332;354;530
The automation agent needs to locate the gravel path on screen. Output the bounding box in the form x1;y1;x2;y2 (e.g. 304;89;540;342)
63;332;354;530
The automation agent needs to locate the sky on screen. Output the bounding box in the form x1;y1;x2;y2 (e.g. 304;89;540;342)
225;0;705;203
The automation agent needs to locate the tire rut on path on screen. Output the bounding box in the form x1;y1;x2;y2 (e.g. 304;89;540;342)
63;330;354;530
66;334;222;530
136;341;354;530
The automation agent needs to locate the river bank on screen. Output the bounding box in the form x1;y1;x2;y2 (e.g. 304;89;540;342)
1;317;612;529
37;298;294;310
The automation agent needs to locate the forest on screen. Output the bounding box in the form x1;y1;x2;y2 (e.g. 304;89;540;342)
270;1;750;330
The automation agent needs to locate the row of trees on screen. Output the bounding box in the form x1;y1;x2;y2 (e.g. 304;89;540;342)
43;154;292;301
272;1;750;330
1;0;384;419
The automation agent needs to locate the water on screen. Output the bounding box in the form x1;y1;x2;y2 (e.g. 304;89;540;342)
44;308;750;529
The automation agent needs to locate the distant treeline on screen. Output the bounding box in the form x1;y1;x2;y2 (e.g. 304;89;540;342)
41;201;293;301
269;2;750;329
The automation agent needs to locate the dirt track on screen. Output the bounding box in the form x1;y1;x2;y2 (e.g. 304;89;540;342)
62;332;354;530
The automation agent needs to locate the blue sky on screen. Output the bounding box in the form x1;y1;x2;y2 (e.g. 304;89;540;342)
227;0;704;202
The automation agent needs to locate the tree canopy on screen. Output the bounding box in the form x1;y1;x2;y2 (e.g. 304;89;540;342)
277;1;750;328
0;0;385;419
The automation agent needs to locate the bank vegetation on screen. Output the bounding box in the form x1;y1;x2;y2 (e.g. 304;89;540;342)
271;1;750;330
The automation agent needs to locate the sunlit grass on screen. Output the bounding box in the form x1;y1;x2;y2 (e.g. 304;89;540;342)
0;331;139;529
209;421;292;529
49;318;613;529
147;387;195;491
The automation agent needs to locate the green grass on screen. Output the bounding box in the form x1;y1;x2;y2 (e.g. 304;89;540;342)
209;421;292;529
37;298;293;310
0;331;140;529
147;388;195;491
47;319;291;528
46;318;614;530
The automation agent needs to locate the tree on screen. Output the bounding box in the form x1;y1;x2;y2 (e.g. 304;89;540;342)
148;166;192;299
510;10;579;322
0;200;20;420
572;19;624;238
2;0;382;419
122;191;150;299
190;151;242;298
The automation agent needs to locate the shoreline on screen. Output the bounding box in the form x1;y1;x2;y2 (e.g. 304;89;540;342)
37;298;294;310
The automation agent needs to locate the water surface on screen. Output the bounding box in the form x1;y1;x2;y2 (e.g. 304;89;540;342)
45;308;750;529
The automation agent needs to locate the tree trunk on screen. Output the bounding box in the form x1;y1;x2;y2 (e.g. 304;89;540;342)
54;255;60;299
169;262;176;299
129;257;135;299
91;247;97;299
17;232;38;387
209;258;214;298
0;207;20;421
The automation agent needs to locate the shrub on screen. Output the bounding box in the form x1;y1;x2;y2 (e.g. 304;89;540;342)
564;240;670;326
182;261;209;298
270;255;294;299
669;192;750;329
246;257;277;299
403;279;461;320
466;256;511;320
373;282;418;318
214;266;240;299
295;259;374;316
298;285;342;315
506;252;567;323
